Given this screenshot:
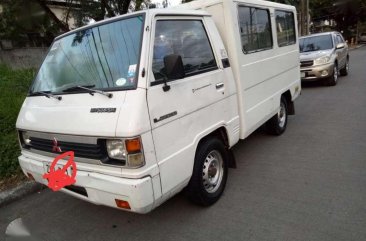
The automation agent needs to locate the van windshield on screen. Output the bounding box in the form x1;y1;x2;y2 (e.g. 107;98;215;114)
30;15;144;95
299;35;333;53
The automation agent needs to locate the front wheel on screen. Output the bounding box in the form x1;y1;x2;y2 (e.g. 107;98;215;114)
325;64;338;86
186;138;228;206
266;96;288;136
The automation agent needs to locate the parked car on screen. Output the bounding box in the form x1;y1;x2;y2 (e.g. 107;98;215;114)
299;32;349;86
16;0;301;213
359;32;366;43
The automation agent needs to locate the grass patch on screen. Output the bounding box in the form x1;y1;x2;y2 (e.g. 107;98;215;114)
0;64;35;180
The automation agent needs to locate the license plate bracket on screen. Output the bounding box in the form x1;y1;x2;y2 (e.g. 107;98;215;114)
44;163;72;176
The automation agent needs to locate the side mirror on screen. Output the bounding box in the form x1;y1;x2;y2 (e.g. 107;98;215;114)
164;54;185;80
336;43;345;49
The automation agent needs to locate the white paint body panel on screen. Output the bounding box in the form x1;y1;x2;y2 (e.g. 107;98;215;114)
16;0;300;213
18;153;156;213
177;0;301;138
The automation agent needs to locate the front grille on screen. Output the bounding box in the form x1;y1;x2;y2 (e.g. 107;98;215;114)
300;60;314;68
26;137;107;160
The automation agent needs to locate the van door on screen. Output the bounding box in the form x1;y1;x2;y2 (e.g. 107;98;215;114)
146;17;227;195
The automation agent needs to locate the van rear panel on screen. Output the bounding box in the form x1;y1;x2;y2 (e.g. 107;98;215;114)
177;0;301;139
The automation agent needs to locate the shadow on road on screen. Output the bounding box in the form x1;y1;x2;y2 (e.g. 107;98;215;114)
301;81;326;88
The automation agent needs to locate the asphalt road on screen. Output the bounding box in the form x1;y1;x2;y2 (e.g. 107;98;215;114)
1;47;366;241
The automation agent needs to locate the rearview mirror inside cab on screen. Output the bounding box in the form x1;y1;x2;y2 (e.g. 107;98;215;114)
164;54;185;80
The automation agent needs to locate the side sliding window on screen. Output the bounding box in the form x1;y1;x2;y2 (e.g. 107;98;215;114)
275;10;296;47
238;6;273;54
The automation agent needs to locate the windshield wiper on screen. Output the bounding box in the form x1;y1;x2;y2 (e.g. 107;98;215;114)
62;85;113;98
32;91;62;101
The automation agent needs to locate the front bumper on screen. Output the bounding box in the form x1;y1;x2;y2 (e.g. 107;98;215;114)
301;63;334;81
18;153;157;214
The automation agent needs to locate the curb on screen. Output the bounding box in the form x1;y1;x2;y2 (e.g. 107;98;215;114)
0;181;44;208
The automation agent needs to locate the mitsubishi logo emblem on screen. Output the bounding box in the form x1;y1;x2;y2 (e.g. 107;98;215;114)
52;138;62;153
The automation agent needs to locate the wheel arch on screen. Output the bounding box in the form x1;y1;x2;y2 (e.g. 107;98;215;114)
282;90;295;115
196;126;236;169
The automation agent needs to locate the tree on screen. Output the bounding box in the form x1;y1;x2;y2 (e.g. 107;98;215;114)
36;0;70;32
272;0;366;38
272;0;300;6
65;0;151;27
0;0;60;47
0;0;151;48
310;0;366;39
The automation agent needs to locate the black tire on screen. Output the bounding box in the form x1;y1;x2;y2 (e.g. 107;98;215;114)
340;58;349;76
325;64;338;86
186;138;228;206
266;96;288;136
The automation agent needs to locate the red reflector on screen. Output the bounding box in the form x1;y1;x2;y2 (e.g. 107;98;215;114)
115;199;131;210
27;173;35;181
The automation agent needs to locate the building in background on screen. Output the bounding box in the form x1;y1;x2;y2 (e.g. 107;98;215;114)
46;0;78;29
0;0;79;49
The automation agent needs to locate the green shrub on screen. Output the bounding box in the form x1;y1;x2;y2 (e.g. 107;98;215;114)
0;65;35;179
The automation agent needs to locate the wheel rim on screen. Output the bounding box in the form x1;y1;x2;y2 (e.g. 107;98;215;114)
202;150;224;193
278;101;286;128
346;61;349;72
334;66;338;82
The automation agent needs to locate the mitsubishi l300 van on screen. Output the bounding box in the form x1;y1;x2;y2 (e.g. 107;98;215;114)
16;0;301;213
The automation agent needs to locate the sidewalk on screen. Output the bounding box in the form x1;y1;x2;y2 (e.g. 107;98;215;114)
349;44;364;50
0;181;43;207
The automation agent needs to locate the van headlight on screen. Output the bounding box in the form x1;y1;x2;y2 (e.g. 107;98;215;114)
314;56;331;65
106;137;145;168
106;140;127;160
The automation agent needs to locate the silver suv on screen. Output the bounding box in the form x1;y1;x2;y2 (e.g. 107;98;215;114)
300;32;349;86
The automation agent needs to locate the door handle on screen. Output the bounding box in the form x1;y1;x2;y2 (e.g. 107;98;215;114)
216;83;224;89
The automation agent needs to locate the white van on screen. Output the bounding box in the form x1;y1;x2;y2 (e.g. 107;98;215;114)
16;0;300;213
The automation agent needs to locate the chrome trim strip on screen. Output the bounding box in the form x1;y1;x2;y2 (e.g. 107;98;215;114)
25;130;98;144
24;149;102;165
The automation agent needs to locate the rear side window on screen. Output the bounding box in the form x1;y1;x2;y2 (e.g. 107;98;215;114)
152;20;217;83
275;10;296;47
238;6;273;54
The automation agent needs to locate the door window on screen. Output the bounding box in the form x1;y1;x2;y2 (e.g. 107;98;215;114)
152;20;217;83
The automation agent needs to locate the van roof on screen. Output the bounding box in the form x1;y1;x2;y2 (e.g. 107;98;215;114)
176;0;296;11
56;9;210;40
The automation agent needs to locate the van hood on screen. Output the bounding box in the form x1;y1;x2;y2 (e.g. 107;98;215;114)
16;92;127;137
300;49;333;61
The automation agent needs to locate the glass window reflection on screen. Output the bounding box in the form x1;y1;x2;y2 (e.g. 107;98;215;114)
31;15;144;94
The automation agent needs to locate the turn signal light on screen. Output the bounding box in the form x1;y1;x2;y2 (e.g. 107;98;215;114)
115;199;131;210
125;138;142;153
